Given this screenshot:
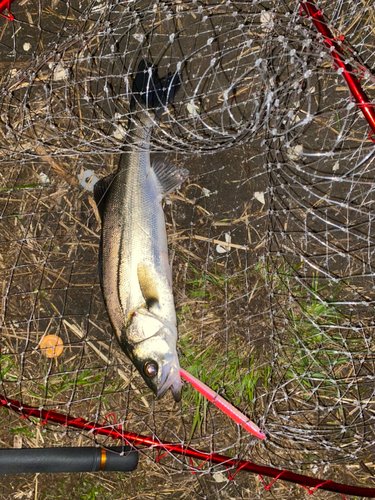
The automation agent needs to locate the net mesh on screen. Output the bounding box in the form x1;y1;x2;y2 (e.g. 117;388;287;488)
1;0;375;497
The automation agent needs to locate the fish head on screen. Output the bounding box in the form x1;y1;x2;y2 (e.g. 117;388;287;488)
124;310;182;402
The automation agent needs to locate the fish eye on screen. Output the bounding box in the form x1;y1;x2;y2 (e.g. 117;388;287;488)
143;361;158;378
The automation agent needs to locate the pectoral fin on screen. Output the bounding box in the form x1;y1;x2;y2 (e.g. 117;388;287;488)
137;262;159;310
161;251;172;289
152;160;189;198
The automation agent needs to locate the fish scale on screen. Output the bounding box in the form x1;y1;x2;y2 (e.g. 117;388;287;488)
94;60;187;401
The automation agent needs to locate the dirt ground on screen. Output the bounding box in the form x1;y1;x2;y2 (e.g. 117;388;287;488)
1;1;375;499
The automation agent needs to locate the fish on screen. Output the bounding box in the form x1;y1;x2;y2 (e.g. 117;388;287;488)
94;60;188;402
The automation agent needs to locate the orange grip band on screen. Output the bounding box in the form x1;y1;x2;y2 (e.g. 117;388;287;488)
99;448;106;471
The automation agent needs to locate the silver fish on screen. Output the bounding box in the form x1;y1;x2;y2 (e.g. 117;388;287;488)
94;61;187;402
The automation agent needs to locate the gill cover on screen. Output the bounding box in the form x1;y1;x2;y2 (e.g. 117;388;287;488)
118;264;182;402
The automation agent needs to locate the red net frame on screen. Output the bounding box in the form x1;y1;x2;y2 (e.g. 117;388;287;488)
1;0;375;498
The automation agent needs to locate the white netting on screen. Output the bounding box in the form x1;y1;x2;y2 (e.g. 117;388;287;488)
1;0;375;498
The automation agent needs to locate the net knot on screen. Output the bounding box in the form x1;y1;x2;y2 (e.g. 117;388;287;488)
102;413;116;427
258;472;288;490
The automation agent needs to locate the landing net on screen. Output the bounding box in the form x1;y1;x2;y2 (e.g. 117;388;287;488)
0;1;374;498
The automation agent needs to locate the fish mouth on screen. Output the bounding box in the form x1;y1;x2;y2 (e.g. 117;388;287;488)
157;374;182;402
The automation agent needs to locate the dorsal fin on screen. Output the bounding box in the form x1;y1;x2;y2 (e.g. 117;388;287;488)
93;174;115;220
152;160;189;198
98;233;103;290
137;262;159;310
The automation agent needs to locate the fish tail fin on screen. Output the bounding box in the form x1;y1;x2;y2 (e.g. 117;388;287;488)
130;60;182;119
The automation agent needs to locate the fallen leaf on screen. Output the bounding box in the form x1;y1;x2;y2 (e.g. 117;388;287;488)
254;191;265;205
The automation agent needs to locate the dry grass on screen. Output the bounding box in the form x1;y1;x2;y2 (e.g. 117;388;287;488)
0;0;375;499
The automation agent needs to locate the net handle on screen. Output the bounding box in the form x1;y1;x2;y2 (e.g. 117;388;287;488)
300;0;375;136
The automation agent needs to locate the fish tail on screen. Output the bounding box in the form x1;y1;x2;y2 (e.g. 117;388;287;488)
130;60;182;119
